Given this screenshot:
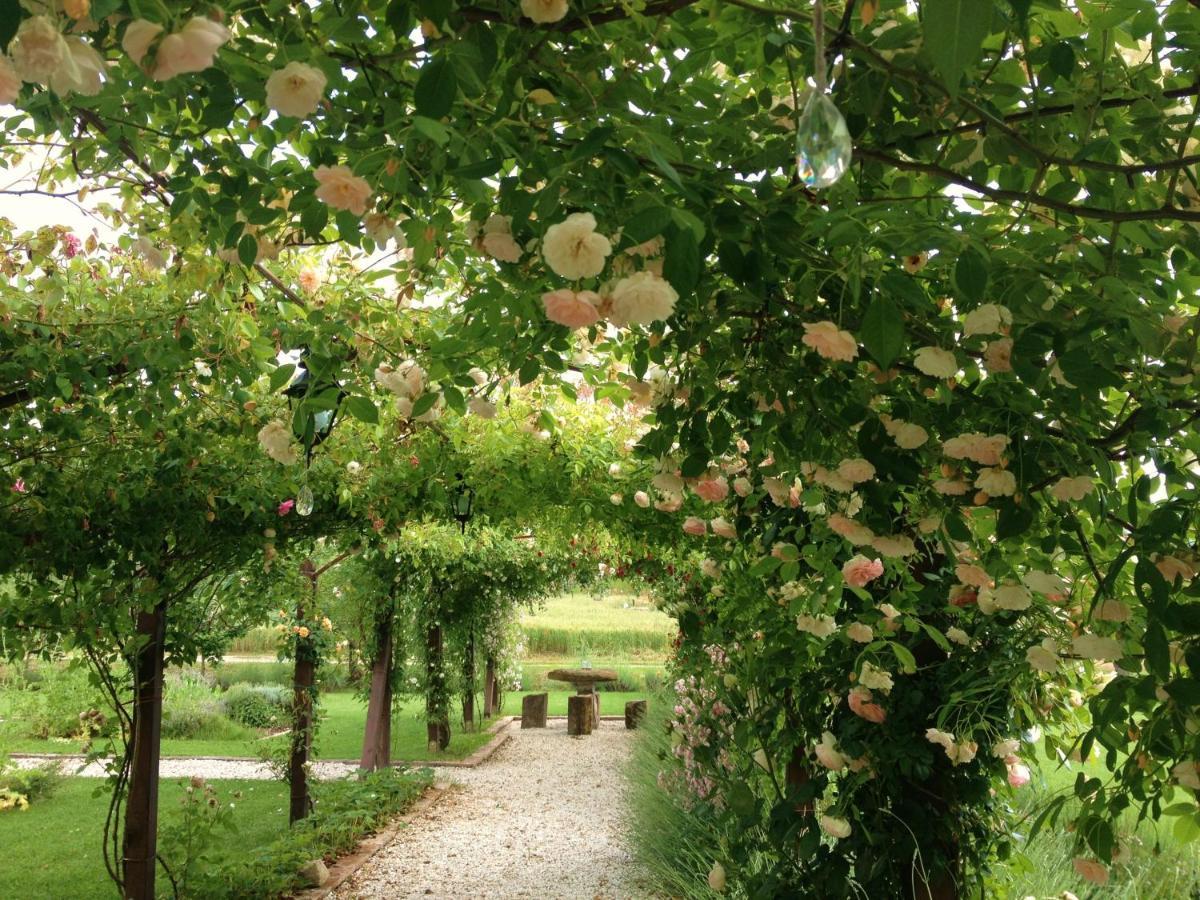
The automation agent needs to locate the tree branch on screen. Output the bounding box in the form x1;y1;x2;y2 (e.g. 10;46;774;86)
459;0;701;31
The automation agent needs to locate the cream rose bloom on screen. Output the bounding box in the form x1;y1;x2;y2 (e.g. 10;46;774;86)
983;337;1013;372
365;213;406;248
974;467;1016;496
1072;633;1124;660
11;16;68;85
1026;639;1059;672
609;271;678;326
802;320;858;362
122;19;163;66
374;360;425;399
942;432;1009;465
633;490;650;508
542;212;611;279
58;37;106;96
892;421;928;449
815;731;847;770
1049;475;1094;502
266;61;327;118
258;420;298;465
836;457;875;484
710;516;737;538
521;0;569;23
872;534;916;558
961;303;1012;337
1022;569;1067;596
0;55;19;104
797;614;838;638
819;815;852;839
828;513;874;546
153;17;231;81
542;289;601;329
859;662;894;693
314;165;372;216
986;582;1032;611
954;564;991;588
652;472;684;493
845;622;874;643
933;478;970;496
946;626;970;646
468;397;497;419
914;346;958;378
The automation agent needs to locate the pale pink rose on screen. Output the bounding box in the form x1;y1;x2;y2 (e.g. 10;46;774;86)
991;739;1020;758
732;476;752;497
847;687;886;723
0;55;19;105
542;289;601;329
842;555;884;588
521;0;569;23
654;492;683;513
762;476;791;507
802;320;858;362
153;17;231;80
122;19;163;66
693;476;729;502
682;516;707;536
11;16;69;85
983;337;1013;373
1073;858;1109;886
942;433;1009;465
1156;554;1196;584
814;731;847;770
265;61;327;118
1050;475;1094;502
954;564;991;588
827;514;874;546
633;490;650;508
933;478;970;496
609;271;677;326
481;230;522;262
1006;761;1030;788
974;467;1016;496
298;267;322;294
892;421;928;449
836;458;875;484
55;38;105;96
913;346;957;378
313;165;372;216
710;517;737;538
542;212;611;279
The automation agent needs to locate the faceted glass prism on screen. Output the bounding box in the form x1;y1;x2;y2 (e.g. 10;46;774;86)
296;484;314;517
795;92;852;190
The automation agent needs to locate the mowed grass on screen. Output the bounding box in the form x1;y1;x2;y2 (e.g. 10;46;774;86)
0;777;289;900
1;691;649;761
521;591;676;661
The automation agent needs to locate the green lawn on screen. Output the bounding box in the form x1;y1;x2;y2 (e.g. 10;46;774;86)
0;777;289;900
520;590;676;661
1;690;650;761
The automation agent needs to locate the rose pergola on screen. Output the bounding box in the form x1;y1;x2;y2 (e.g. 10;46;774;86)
3;0;1200;897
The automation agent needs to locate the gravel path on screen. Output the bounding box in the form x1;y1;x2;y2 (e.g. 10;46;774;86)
334;719;651;900
11;754;362;780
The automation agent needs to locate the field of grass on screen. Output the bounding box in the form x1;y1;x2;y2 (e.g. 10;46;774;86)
520;591;676;661
0;777;288;899
0;690;648;761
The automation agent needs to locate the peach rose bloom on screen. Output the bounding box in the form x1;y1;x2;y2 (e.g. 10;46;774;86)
693;476;729;502
542;289;601;329
842;555;883;588
682;516;707;536
153;17;231;80
314;164;372;216
847;687;886;723
1073;858;1109;886
710;517;737;538
802;320;858;362
984;337;1013;372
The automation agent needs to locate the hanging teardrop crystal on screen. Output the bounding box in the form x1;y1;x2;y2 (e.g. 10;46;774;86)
296;484;314;517
795;91;852;189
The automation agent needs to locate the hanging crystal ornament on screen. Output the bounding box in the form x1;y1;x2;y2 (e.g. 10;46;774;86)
795;0;852;189
296;484;314;517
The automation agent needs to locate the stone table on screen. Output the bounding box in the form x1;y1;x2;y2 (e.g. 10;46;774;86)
546;668;618;732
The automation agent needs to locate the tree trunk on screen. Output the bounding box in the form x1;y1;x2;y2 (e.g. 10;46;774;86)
483;655;498;717
346;639;361;685
359;611;393;772
567;694;594;736
785;746;815;818
288;654;315;823
122;601;167;900
425;623;449;752
461;631;476;732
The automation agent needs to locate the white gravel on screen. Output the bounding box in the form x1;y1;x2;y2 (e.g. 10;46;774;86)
334;718;652;899
11;754;361;780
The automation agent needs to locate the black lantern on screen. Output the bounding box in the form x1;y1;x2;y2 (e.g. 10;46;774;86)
282;349;344;462
450;473;475;533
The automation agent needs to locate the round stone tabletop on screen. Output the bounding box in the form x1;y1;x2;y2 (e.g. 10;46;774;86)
546;668;619;689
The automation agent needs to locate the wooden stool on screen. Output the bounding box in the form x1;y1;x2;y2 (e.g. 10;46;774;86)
567;694;595;735
521;692;548;728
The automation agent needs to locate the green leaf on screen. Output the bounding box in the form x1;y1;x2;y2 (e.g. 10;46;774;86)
518;357;540;385
860;293;906;369
411;115;450;146
890;642;917;674
996;500;1034;540
923;0;993;96
663;227;701;297
410;392;438;419
623;206;673;244
237;233;259;266
953;247;988;302
414;57;458;119
342;395;379;424
750;556;782;578
268;364;296;393
1145;622;1169;681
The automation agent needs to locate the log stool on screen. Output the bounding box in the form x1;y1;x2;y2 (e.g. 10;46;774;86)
625;699;647;729
521;692;548;729
567;694;595;735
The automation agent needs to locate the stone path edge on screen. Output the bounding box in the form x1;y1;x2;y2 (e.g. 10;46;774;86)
293;781;452;900
9;716;521;771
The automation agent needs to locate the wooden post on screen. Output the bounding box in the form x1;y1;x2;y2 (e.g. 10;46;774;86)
483;655;498;717
625;699;647;729
461;631;476;732
521;692;548;728
122;601;167;900
425;622;449;752
567;694;595;736
358;605;393;772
